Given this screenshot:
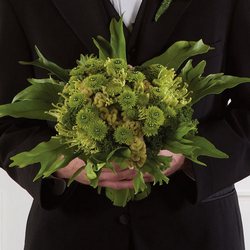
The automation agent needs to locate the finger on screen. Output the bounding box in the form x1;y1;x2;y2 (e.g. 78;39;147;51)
99;168;136;181
144;176;154;182
102;163;131;172
98;180;135;190
163;166;179;176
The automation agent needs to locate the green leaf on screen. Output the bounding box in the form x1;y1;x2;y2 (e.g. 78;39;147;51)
181;59;206;83
85;161;97;180
110;18;127;60
9;137;76;181
105;188;133;207
155;0;173;22
165;140;200;159
165;135;228;166
181;60;250;104
134;183;151;201
106;147;129;162
93;36;113;60
67;166;85;187
156;155;172;171
93;18;127;60
27;77;61;85
189;135;229;159
133;171;147;194
0;100;56;121
19;46;70;82
142;40;211;71
192;75;250;105
141;160;169;186
0;78;62;121
12;81;62;104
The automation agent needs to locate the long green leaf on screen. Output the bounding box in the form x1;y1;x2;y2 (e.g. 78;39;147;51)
181;59;206;83
93;36;113;60
181;60;250;104
189;135;229;159
0;100;55;121
12;81;62;103
155;0;173;22
142;40;211;71
110;18;127;60
93;18;127;60
9;137;76;181
192;75;250;104
165;135;228;166
19;46;70;82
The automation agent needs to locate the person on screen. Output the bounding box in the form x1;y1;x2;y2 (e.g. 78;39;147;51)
0;0;249;249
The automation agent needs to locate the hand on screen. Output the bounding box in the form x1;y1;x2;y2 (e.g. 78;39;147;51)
54;158;152;189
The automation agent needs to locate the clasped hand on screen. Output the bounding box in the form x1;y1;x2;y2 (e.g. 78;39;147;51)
55;150;187;190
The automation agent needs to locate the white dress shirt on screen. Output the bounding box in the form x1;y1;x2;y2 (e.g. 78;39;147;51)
110;0;143;28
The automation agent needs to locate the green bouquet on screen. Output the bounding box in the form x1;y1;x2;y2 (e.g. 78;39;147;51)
0;18;249;207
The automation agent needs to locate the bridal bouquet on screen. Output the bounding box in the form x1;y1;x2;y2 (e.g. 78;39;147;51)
1;18;249;206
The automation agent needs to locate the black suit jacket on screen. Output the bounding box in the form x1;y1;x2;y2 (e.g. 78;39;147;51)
0;0;249;249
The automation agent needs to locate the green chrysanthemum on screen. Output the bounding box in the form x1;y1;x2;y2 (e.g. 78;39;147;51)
142;122;160;137
114;126;134;145
68;93;86;108
70;55;105;76
105;58;127;77
71;128;98;154
83;57;105;74
137;93;149;106
104;80;123;96
127;70;145;83
118;90;137;110
146;106;165;126
139;64;165;82
83;74;107;91
76;109;97;128
88;120;108;141
151;87;166;102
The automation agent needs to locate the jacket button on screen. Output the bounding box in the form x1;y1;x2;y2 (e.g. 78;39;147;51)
119;214;129;225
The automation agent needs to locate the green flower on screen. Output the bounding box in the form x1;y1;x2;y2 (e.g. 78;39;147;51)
127;70;145;83
83;74;107;91
118;90;137;110
88;120;108;141
68;93;86;108
104;80;123;96
146;106;165;126
72;55;105;75
142;122;160;137
105;58;127;77
137;93;149;106
140;64;165;82
76;109;97;128
83;57;105;74
114;126;134;145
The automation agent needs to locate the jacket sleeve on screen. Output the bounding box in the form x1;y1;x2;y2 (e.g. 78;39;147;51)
0;0;78;210
189;0;250;203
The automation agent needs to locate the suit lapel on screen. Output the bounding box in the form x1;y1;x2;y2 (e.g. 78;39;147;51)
51;0;110;54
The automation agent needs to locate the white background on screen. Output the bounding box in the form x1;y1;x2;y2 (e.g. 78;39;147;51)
0;169;249;250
